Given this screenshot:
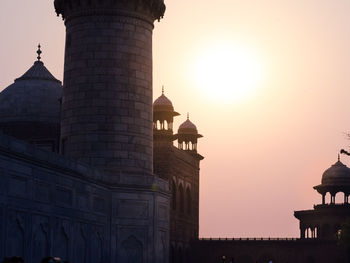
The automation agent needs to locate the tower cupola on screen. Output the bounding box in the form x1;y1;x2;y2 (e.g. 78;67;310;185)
153;87;180;132
314;156;350;204
175;114;203;152
295;154;350;240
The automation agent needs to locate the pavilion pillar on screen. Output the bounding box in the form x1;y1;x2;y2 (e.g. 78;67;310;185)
301;227;305;239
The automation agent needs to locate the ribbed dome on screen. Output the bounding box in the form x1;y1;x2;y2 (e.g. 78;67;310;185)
0;60;62;124
153;93;174;112
321;160;350;185
178;118;198;135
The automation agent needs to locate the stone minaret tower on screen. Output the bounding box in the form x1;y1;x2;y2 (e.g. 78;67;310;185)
54;0;165;175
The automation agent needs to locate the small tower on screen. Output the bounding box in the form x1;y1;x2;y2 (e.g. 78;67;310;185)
175;114;203;153
294;156;350;240
153;88;180;141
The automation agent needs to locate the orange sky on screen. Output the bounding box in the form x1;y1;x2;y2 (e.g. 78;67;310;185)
2;0;350;238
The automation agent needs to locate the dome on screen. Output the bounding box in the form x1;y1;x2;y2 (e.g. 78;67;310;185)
321;160;350;185
153;93;174;112
0;60;62;124
178;116;198;135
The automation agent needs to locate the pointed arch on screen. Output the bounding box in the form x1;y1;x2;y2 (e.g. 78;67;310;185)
54;225;69;261
186;187;192;215
6;217;25;257
120;235;143;263
91;229;103;263
74;227;87;263
172;180;177;210
179;184;184;213
33;223;49;263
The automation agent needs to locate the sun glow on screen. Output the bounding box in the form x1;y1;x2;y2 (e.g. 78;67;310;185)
190;43;263;103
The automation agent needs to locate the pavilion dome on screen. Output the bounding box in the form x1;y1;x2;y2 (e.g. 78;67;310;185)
153;90;174;112
178;116;198;135
0;57;62;124
321;159;350;186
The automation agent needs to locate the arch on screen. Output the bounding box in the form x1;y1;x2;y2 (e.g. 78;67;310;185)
193;142;197;151
179;184;184;213
54;226;69;261
172;180;177;211
6;217;24;257
314;226;319;239
186;187;192;215
335;192;345;204
325;192;331;204
74;227;87;263
33;224;48;263
91;230;103;263
120;235;143;263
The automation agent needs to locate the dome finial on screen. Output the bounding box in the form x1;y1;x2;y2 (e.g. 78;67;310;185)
187;112;189;120
162;85;164;95
37;44;42;61
338;154;340;162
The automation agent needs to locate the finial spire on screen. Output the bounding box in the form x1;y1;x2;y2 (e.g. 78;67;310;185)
187;112;189;120
338;153;340;162
162;85;164;95
37;44;42;61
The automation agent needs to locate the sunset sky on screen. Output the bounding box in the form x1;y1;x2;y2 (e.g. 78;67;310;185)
2;0;350;238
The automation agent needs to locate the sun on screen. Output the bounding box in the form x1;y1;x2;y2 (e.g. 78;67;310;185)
190;43;263;103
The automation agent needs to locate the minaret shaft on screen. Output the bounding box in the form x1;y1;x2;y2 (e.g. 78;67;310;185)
55;1;165;175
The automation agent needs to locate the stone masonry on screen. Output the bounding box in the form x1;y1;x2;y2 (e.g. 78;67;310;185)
0;132;169;263
56;0;165;175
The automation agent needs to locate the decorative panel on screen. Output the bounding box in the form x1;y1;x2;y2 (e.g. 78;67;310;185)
116;200;149;219
55;187;72;206
8;175;27;198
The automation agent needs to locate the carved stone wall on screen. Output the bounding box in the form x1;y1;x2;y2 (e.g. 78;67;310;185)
154;141;201;262
0;134;169;263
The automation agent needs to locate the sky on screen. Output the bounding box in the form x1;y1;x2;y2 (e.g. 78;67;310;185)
1;0;350;238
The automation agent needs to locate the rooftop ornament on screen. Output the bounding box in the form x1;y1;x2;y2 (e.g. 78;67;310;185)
37;43;42;61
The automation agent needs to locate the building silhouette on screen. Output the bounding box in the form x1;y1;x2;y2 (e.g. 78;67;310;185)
0;1;350;263
0;0;170;262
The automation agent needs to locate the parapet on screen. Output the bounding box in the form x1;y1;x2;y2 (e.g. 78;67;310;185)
54;0;166;22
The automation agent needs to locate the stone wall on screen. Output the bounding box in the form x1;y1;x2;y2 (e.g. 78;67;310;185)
0;134;169;263
154;140;201;262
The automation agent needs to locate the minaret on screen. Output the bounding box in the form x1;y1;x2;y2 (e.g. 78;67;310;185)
54;0;165;175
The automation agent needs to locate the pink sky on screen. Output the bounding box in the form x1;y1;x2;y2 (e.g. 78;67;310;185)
1;0;350;238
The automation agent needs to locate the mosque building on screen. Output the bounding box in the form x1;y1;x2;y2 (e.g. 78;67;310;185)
0;1;350;263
